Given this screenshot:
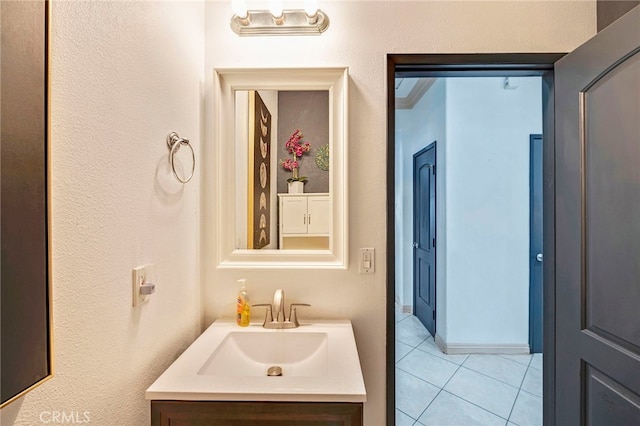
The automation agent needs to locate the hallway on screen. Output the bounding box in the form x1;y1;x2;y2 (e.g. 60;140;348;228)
395;310;542;425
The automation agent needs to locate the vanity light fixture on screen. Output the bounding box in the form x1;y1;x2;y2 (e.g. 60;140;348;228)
230;0;329;36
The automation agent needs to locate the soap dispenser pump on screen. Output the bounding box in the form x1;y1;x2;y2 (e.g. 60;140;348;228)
236;279;250;327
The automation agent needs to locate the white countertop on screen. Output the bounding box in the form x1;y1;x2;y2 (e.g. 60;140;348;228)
145;320;366;403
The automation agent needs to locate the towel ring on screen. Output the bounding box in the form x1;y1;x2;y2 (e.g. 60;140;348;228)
166;132;195;183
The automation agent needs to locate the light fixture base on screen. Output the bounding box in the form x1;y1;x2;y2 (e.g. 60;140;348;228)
231;9;329;36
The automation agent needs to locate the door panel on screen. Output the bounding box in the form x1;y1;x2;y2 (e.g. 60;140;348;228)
413;143;436;336
585;51;640;349
555;5;640;424
281;197;307;234
586;365;640;426
308;196;330;234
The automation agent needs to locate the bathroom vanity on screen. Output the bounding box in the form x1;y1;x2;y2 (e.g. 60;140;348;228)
150;401;362;425
146;320;366;425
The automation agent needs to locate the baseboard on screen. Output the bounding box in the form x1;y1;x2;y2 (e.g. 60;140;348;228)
434;334;446;353
435;335;530;355
402;305;412;314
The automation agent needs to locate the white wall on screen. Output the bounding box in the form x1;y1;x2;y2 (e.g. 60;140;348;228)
1;1;204;425
444;77;542;346
204;2;595;424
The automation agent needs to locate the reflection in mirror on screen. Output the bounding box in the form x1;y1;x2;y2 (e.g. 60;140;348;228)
0;0;52;407
215;67;348;268
235;90;330;250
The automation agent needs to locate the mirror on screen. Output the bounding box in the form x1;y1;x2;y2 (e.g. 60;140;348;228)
234;89;330;250
0;0;53;407
215;68;348;268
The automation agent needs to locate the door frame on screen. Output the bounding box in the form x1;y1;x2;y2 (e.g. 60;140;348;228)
529;133;544;354
386;53;565;426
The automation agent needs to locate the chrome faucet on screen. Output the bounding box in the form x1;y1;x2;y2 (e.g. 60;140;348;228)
253;289;310;329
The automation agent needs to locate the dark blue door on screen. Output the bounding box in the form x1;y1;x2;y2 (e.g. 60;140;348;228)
413;143;436;336
529;134;543;353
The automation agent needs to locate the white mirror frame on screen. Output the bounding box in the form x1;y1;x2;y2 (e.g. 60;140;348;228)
214;67;349;269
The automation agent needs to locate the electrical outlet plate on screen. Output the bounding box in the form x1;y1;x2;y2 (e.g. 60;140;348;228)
360;248;375;274
132;264;155;307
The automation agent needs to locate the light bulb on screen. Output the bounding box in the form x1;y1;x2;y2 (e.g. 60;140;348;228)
232;0;248;19
304;0;318;17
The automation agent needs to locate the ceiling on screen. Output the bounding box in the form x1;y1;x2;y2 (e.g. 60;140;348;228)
395;77;436;110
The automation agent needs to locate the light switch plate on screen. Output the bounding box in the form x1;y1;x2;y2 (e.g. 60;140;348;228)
360;248;375;274
132;264;156;307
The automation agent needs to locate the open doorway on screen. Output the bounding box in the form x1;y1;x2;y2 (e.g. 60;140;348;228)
394;75;544;425
389;11;640;425
385;53;562;426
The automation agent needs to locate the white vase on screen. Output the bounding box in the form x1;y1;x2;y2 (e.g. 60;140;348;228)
288;181;304;194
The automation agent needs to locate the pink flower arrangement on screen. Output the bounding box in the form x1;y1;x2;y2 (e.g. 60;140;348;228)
280;129;311;183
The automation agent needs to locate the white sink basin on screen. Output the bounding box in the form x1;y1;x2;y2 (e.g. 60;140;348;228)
145;320;366;402
198;331;328;377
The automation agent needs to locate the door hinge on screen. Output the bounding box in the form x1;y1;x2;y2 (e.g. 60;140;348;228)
433;311;436;320
432;238;436;248
432;164;436;174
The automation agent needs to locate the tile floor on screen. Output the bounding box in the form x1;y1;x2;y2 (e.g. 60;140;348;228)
396;310;543;426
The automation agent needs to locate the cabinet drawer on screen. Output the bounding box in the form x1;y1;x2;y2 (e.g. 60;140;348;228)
151;400;363;426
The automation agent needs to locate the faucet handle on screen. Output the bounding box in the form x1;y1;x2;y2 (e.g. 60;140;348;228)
252;303;273;326
288;303;311;327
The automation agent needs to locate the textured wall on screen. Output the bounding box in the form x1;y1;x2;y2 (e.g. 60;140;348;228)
0;1;596;425
203;1;595;424
0;1;204;425
276;91;330;194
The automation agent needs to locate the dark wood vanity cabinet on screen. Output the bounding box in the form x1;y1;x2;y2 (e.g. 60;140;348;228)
151;401;363;426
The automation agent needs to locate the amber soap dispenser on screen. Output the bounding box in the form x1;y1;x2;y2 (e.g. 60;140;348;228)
236;279;250;327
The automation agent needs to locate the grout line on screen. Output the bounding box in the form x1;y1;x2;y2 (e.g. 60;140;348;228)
438;388;512;422
395;407;417;423
441;367;521;421
506;357;531;424
518;373;543;399
519;387;542;398
396;364;447;390
396;317;541;425
457;364;524;390
506;389;522;423
395;335;429;349
395;312;413;324
441;354;513;421
396;342;423;363
529;353;543;371
413;344;461;369
413;383;444;422
497;353;533;367
414;341;469;365
412;357;466;423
